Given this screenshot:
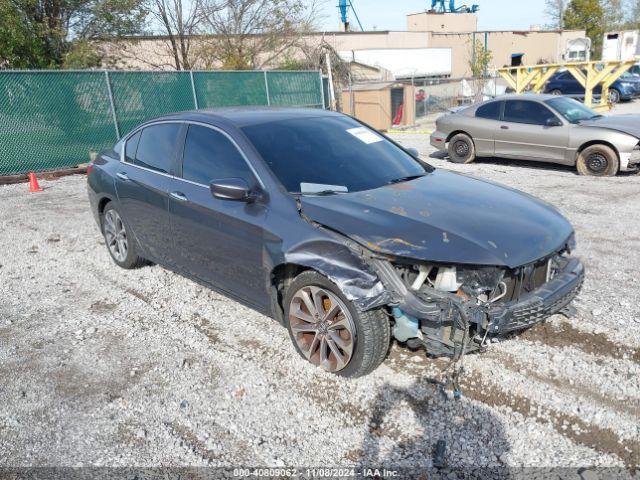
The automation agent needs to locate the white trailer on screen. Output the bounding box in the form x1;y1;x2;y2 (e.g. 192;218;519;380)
602;30;640;61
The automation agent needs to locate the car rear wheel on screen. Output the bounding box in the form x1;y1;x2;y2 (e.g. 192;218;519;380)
550;89;563;95
447;133;476;164
576;144;619;176
284;271;390;378
101;203;147;269
608;88;621;104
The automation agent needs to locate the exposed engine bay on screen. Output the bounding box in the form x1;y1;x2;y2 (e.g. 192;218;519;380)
370;248;584;358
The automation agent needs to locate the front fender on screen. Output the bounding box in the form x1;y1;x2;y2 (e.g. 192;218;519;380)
283;238;393;311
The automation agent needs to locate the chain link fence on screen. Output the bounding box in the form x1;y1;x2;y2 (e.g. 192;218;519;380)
413;77;509;119
0;70;324;176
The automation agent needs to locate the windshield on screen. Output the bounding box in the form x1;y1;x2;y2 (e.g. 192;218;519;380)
545;97;601;124
241;115;428;194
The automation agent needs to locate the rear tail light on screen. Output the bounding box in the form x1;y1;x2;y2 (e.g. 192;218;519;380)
86;163;94;176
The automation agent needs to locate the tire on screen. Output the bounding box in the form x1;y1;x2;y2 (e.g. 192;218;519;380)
101;203;147;269
447;133;476;164
608;88;621;104
550;89;563;96
284;271;390;378
576;144;619;177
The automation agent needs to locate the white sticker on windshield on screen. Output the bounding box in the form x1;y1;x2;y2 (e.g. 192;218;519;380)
346;127;383;144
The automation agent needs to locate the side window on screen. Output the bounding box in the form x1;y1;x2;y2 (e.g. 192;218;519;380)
182;125;254;185
135;123;181;174
476;101;501;120
113;139;124;157
124;131;140;163
503;100;558;126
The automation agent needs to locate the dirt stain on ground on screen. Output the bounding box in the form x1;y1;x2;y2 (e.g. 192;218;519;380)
460;379;640;470
90;300;117;313
487;350;640;417
519;320;640;363
388;345;639;469
193;313;220;344
125;287;151;305
166;421;220;463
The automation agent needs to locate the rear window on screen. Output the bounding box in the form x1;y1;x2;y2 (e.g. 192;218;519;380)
135;124;181;174
476;101;501;120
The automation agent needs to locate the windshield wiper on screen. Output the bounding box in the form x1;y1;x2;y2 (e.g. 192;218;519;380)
588;114;604;120
310;190;344;196
387;174;426;185
291;189;345;196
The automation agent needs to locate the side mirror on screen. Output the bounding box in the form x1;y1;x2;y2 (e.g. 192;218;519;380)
406;147;420;158
546;118;563;127
210;178;255;202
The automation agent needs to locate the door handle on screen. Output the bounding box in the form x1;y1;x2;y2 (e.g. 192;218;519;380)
170;191;188;202
500;125;509;130
116;172;129;181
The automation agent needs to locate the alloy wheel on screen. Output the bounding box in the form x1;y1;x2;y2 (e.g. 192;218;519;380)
289;286;356;372
103;209;128;262
608;89;620;104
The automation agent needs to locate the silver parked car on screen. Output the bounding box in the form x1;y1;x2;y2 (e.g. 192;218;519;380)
430;94;640;176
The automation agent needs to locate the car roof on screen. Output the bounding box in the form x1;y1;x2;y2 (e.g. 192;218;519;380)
490;93;558;101
147;107;342;129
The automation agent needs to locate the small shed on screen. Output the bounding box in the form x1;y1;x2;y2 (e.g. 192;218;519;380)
341;82;415;131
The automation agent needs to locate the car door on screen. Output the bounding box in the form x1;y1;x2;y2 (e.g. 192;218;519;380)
553;71;583;96
168;123;271;310
114;122;183;264
470;100;503;156
494;99;569;162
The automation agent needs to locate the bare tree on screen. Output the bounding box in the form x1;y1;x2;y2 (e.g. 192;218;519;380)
199;0;319;70
544;0;566;29
604;0;625;30
148;0;210;69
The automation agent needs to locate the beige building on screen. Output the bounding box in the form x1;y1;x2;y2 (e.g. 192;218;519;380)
317;20;586;78
102;11;587;78
407;11;478;32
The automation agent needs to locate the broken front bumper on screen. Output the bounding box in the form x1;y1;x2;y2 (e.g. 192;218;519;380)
486;257;584;334
371;255;584;356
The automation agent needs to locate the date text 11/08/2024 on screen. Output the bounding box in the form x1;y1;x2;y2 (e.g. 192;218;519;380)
233;468;400;477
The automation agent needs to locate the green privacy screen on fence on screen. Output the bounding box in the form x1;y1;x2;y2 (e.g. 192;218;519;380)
0;70;324;175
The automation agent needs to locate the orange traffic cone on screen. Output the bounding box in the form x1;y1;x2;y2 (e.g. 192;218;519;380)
28;172;43;192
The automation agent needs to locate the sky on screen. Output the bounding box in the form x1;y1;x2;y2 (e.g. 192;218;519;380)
316;0;550;32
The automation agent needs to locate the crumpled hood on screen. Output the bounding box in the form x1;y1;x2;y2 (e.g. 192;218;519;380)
300;169;574;268
580;114;640;139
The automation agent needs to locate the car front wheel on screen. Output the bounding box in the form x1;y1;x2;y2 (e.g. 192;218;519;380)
576;144;619;176
284;271;390;378
101;203;147;269
447;133;476;164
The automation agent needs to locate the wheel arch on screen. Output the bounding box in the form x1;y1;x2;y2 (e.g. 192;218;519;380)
269;262;312;325
269;239;393;323
98;196;114;216
446;129;473;143
575;140;620;164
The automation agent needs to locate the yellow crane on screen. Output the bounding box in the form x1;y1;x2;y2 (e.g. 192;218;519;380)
497;59;637;111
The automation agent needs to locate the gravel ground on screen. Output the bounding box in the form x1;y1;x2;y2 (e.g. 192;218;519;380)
1;111;639;475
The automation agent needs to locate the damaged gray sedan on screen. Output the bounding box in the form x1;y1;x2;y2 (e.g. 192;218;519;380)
88;108;584;378
431;94;640;176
